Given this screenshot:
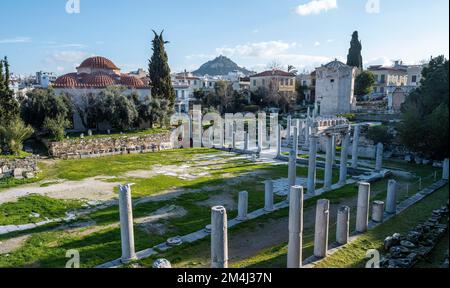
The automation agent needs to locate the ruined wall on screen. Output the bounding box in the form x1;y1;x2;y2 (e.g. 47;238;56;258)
47;132;173;159
0;157;39;179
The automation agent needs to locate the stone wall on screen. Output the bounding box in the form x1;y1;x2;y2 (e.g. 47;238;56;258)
47;132;173;159
0;157;39;179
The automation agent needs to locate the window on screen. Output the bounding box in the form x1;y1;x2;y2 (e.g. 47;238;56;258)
285;79;289;86
253;80;257;86
188;80;191;85
380;74;386;84
289;79;293;86
302;80;307;86
412;75;417;83
262;79;265;85
209;82;212;87
380;87;385;94
194;80;197;85
330;79;335;83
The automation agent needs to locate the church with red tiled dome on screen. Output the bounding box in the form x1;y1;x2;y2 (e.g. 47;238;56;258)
52;56;152;131
53;56;150;89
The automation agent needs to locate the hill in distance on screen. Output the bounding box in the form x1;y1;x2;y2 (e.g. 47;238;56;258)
192;55;253;76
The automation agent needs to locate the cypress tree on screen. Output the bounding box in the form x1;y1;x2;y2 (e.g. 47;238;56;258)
148;30;175;111
346;31;363;70
0;56;20;124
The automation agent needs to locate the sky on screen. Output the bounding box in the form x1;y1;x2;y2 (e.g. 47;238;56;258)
0;0;449;76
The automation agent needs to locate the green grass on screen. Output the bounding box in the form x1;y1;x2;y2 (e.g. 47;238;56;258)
0;151;33;160
0;194;83;225
59;128;170;141
0;175;42;191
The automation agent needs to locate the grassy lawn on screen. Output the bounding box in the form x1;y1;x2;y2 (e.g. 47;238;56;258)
61;128;169;141
0;195;83;226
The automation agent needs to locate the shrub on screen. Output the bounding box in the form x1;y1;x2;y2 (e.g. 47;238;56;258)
0;118;34;155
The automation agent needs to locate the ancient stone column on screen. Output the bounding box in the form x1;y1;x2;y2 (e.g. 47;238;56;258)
323;134;333;190
293;127;298;157
118;184;137;263
244;131;249;151
287;115;292;145
372;201;385;223
307;135;318;194
288;150;297;191
276;124;282;157
287;186;304;268
264;180;274;212
211;206;228;268
386;180;397;214
375;143;384;172
351;125;361;169
331;134;336;165
232;131;236;149
356;182;371;233
443;158;449;180
336;206;350;245
339;132;350;185
237;191;248;221
314;199;330;258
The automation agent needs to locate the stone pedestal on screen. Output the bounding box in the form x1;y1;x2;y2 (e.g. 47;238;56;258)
386;180;397;214
118;184;137;263
313;199;330;258
264;180;274;212
356;182;371;233
375;143;384;171
237;191;248;221
323;134;333;190
339;133;350;185
372;201;385;223
351;125;361;169
336;206;350;245
287;186;304;268
443;158;449;180
307;136;318;194
211;206;228;268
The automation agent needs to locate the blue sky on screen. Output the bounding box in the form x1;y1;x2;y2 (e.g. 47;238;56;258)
0;0;448;75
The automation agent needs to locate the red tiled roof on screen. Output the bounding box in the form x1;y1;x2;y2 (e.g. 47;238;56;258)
77;56;120;70
120;74;145;87
53;72;151;89
250;70;295;78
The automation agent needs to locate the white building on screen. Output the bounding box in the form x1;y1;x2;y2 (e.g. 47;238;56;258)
315;59;357;115
36;71;57;88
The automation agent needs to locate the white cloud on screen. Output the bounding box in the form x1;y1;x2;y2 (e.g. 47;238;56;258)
364;56;393;67
314;41;321;46
51;51;87;63
295;0;338;16
0;37;32;44
56;66;65;72
327;39;334;43
216;41;298;58
252;29;259;33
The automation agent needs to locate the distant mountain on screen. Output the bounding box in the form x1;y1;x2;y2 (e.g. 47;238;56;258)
193;55;253;76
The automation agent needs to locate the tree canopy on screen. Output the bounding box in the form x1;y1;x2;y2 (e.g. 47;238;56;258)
355;70;375;98
398;55;449;159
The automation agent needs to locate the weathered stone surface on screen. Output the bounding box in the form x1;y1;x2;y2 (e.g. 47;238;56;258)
152;258;171;268
400;240;416;249
47;132;172;159
0;157;38;180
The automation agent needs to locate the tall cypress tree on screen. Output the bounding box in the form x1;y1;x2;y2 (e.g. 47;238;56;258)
0;56;20;124
148;30;175;111
346;31;363;70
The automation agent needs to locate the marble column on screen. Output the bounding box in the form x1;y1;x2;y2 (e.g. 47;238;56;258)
244;131;249;151
287;116;292;146
293;127;298;157
339;132;350;185
313;199;330;258
351;125;361;169
232;131;236;149
211;206;228;268
276;124;282;157
372;201;385;223
443;158;449;180
237;191;248;221
375;143;384;172
118;184;137;263
323;134;333;190
336;206;350;245
264;180;274;212
386;180;397;214
287;186;304;268
356;182;371;233
331;134;336;165
288;150;297;199
307;135;318;194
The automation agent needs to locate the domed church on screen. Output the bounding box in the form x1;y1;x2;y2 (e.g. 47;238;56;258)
53;56;152;131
